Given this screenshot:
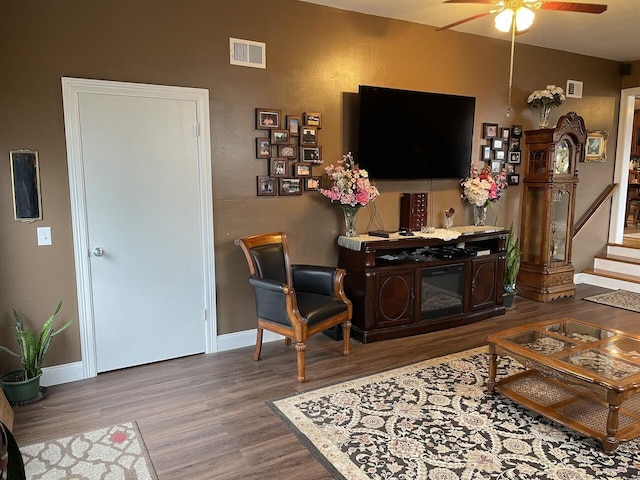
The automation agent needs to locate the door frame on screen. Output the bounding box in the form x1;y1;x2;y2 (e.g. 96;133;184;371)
610;86;640;244
61;77;218;379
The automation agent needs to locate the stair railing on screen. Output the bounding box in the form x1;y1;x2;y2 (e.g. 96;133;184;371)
573;183;618;238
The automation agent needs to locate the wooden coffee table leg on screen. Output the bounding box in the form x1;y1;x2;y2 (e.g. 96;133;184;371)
603;400;621;454
487;343;497;394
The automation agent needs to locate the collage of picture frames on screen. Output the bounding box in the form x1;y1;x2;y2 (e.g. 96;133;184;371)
254;108;324;196
481;122;522;185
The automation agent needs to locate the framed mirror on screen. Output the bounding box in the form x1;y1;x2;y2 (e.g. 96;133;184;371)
10;149;42;221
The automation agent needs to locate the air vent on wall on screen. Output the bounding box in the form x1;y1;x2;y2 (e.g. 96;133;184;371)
566;80;583;99
230;37;266;69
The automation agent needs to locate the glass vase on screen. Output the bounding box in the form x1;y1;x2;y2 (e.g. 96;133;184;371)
444;214;454;230
538;105;553;129
473;204;488;226
342;205;360;237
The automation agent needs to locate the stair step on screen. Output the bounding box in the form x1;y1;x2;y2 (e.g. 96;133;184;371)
593;254;640;276
582;268;640;284
607;243;640;259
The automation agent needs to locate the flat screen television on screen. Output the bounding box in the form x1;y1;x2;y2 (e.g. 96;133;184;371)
356;85;476;180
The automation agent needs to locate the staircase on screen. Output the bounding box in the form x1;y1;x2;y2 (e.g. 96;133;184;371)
581;244;640;293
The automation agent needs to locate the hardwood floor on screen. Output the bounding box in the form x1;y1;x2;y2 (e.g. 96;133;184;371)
12;284;640;479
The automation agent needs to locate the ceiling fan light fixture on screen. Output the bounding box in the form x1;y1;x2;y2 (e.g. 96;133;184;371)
494;8;514;33
515;7;535;31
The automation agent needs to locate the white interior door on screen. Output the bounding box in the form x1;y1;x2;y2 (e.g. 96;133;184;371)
63;79;216;375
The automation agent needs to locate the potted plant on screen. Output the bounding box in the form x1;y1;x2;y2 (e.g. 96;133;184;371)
503;222;522;308
0;299;72;404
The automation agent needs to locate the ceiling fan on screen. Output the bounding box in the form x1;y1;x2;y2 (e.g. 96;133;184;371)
437;0;608;33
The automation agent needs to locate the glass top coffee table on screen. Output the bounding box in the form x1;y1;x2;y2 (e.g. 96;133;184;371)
486;318;640;453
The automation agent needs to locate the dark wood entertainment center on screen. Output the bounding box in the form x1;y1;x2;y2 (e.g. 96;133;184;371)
338;228;508;343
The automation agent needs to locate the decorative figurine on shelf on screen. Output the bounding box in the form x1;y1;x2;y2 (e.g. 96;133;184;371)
320;152;379;237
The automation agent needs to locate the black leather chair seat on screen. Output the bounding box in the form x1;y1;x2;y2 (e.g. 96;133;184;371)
296;293;349;326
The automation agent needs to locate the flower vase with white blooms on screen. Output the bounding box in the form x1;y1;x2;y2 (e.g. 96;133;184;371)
320;152;379;237
527;85;565;129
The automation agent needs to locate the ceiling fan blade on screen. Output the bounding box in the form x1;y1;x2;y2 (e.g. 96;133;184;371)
443;0;496;4
539;2;607;14
437;11;493;31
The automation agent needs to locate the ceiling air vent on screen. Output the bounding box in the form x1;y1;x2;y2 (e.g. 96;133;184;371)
230;37;266;69
566;80;583;99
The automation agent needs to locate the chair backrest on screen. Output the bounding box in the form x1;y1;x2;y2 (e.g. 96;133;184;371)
235;232;293;285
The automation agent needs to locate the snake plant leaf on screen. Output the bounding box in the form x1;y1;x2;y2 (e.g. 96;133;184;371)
504;222;522;286
2;299;72;380
0;346;19;358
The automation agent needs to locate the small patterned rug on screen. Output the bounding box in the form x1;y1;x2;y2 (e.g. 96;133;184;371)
20;421;157;479
269;348;640;480
584;289;640;313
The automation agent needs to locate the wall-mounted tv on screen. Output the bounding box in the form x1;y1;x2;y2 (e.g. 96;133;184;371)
356;85;476;180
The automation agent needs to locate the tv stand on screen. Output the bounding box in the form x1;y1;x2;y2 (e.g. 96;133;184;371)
338;227;508;343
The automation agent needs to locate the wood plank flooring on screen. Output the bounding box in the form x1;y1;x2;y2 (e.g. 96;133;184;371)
11;284;640;479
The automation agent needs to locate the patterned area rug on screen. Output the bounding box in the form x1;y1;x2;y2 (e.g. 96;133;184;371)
269;348;640;480
20;421;157;479
584;289;640;313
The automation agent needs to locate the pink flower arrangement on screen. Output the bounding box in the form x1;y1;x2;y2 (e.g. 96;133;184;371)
320;153;379;207
461;165;507;207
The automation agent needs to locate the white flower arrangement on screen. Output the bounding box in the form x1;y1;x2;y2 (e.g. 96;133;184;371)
527;85;565;109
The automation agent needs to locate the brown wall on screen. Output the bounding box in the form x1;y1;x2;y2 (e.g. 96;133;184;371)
622;61;640;88
0;0;624;370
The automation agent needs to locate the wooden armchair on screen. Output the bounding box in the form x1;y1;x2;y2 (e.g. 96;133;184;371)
235;232;352;382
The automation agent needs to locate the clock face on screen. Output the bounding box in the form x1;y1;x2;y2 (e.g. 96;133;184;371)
555;140;571;175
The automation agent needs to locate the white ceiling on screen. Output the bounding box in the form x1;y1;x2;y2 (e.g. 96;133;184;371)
300;0;639;63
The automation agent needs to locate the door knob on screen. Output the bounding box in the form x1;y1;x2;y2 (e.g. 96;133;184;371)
93;247;105;257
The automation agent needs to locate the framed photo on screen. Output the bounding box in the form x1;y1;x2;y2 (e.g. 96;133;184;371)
509;137;521;152
303;112;322;128
271;129;289;144
10;149;42;221
301;146;322;163
506;164;515;174
304;176;321;191
482;123;499;139
287;116;301;136
256;138;270;159
491;138;504;150
585;130;608;162
511;125;523;137
481;145;491;161
494;149;505;161
507;173;520;185
269;158;288;177
300;126;318;146
256;176;276;196
294;163;312;177
501;127;510;141
490;160;502;174
508;151;522;164
255;108;281;129
279;178;302;196
278;144;297;159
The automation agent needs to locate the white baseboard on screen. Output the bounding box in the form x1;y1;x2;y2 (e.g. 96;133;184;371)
41;361;84;387
40;328;284;386
216;328;284;352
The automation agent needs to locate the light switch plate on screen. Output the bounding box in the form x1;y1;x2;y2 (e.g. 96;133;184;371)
37;226;52;246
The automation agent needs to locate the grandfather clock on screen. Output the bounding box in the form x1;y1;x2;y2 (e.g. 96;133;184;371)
517;112;586;302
